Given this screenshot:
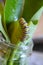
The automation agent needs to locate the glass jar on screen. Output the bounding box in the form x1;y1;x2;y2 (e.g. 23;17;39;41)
0;40;14;65
0;39;33;65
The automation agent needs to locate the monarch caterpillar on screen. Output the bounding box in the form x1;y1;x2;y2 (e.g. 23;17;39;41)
19;18;29;41
7;18;29;44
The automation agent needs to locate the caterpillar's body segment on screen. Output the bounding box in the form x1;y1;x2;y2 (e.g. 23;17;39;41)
19;18;29;41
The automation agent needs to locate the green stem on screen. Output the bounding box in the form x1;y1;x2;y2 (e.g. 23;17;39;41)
7;43;21;65
7;48;20;65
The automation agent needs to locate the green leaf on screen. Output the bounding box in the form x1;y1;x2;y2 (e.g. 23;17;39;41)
31;7;43;24
0;2;4;15
4;0;25;24
28;21;37;39
24;21;37;45
0;2;10;42
0;15;10;42
22;0;43;22
7;21;22;44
